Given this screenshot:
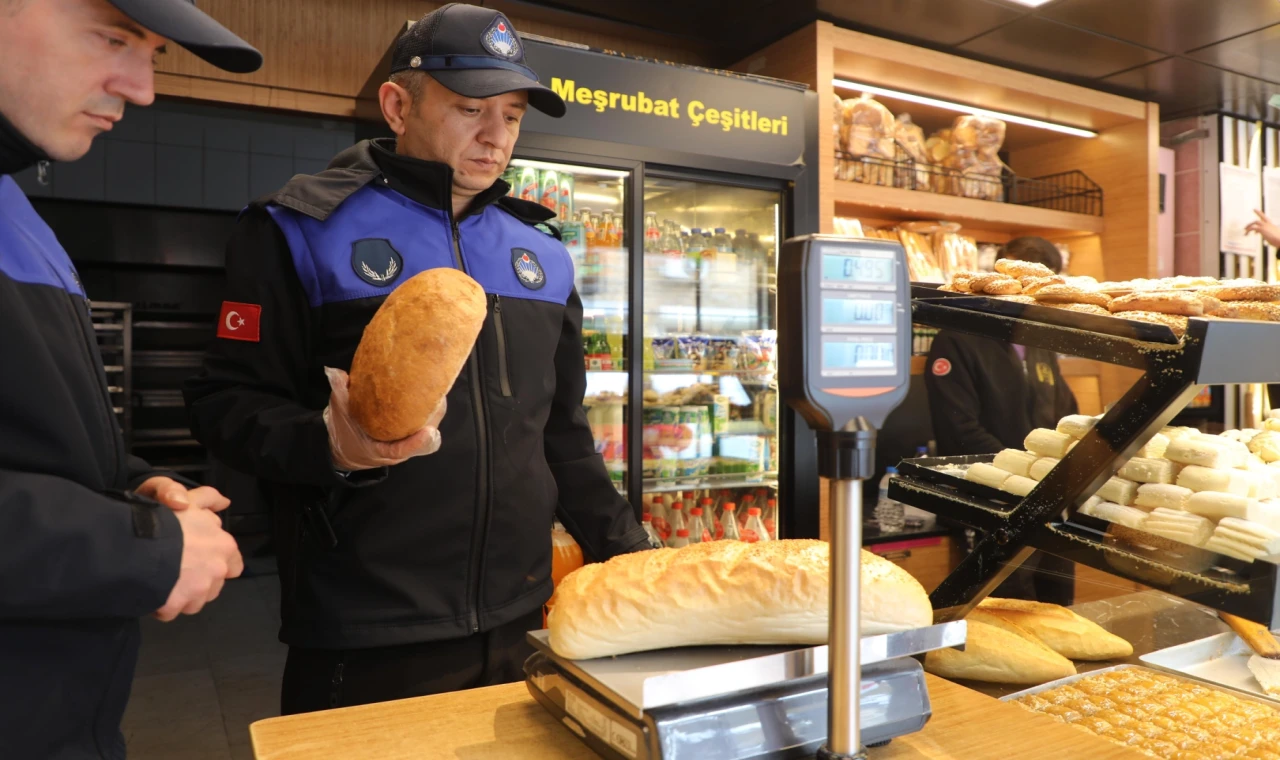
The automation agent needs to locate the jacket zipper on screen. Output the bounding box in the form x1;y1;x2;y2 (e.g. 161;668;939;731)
451;215;491;634
493;295;513;398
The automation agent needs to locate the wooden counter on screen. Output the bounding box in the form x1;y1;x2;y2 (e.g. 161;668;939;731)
250;674;1145;760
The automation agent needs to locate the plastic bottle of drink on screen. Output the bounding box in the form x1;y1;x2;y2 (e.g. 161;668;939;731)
605;314;624;371
687;229;705;267
642;315;656;371
742;507;771;543
739;493;756;528
718;502;741;541
665;500;689;548
763;498;779;540
651;494;671;541
644;212;662;254
659;220;683;259
580;208;596;247
688;506;713;543
699;496;716;527
711;227;732;254
642;513;663;549
876;466;906;533
668;528;691;549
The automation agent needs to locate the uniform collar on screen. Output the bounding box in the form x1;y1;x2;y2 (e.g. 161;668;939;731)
0;110;49;177
369;138;511;219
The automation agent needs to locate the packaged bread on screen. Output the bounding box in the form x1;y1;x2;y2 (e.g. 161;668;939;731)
974;598;1133;660
838;95;896;185
945;114;1006;201
893;113;931;190
934;232;979;277
348;268;486;441
924;619;1075;685
898;229;944;282
546;541;931;660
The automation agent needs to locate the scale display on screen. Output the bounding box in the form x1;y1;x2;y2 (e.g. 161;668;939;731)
822;295;895;329
821;338;896;376
822;252;893;286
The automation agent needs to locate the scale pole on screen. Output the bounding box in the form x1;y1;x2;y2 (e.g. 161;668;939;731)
828;476;865;757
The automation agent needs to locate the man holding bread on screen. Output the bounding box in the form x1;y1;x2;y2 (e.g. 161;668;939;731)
185;4;650;714
0;0;260;754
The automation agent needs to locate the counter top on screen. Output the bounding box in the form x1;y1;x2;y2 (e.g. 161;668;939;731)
250;672;1145;759
861;523;954;545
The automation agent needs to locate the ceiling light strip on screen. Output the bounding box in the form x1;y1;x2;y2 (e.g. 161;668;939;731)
833;79;1098;139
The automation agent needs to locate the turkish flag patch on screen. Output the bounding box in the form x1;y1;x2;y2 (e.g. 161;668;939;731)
216;301;261;342
931;358;952;377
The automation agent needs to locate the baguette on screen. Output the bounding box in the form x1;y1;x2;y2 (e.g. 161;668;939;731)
974;598;1133;660
1031;285;1111;307
1214;300;1280;322
924;619;1076;685
546;540;931;660
1108;291;1205;316
348;268;486;441
995;259;1055;279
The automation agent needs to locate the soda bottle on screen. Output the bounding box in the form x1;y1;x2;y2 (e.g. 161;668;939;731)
739;494;756;528
718;502;741;541
688;506;713;543
651;494;671;541
644;211;661;254
665;501;689;548
742;507;770;544
763;498;779;540
642;513;663;549
699;496;716;526
558;173;574;220
668;528;691;549
538;170;559;212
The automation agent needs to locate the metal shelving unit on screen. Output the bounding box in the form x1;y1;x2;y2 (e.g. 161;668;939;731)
90;301;132;447
889;286;1280;628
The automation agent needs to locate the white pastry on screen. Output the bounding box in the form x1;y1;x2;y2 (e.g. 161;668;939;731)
1097;476;1138;506
1135;433;1169;459
1133;483;1192;512
1176;465;1251;496
1056;415;1098;440
992;450;1039;478
966;462;1011;489
1029;457;1059;482
1080;501;1147;529
1166;436;1232;469
1117;457;1176;484
1000;475;1038;497
1025;429;1074;458
1183;491;1255;521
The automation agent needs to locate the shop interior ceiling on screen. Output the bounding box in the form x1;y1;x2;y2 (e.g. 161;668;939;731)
522;0;1280;120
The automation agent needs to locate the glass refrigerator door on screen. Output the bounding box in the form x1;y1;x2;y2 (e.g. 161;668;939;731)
640;177;781;543
505;158;632;498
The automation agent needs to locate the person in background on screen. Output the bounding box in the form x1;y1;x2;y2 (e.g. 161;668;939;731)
184;4;649;715
1242;209;1280;415
0;0;260;756
925;236;1077;605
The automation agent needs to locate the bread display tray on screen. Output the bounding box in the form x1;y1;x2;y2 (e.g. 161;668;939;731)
1140;630;1280;703
1000;663;1279;709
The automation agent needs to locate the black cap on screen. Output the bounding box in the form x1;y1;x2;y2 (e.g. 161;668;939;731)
390;4;565;118
108;0;262;74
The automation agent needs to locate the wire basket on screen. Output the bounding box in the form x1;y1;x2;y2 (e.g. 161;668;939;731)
834;149;1103;217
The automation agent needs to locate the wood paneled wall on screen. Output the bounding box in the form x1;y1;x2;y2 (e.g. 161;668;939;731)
155;0;715;117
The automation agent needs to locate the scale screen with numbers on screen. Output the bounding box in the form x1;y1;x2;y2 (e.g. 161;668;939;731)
780;235;912;431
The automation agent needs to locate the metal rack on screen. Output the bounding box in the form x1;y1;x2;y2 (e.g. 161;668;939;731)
889;286;1280;627
89;301;132;447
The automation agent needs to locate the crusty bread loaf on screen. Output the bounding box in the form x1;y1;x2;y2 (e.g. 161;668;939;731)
1212;300;1280;322
924;619;1076;684
995;259;1054;279
349;268;487;441
1202;284;1280;302
1119;310;1188;337
546;540;932;660
1032;285;1111;307
974;598;1133;660
1109;291;1205;316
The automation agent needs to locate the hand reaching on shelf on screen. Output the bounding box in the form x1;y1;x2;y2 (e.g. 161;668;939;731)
1245;209;1280;247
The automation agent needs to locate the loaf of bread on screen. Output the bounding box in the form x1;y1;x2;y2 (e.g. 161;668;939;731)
1202;284;1280;302
1213;300;1280;322
1032;285;1112;307
924;619;1076;685
1109;291;1207;316
1121;310;1189;337
974;598;1133;660
995;259;1055;279
1019;275;1064;294
348;268;487;441
546;540;932;660
1046;302;1112;316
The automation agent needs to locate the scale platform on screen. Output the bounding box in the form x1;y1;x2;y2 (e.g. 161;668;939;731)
524;622;965;760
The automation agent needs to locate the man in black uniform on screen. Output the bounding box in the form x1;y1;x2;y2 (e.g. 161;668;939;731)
925;236;1078;604
0;0;260;756
184;4;650;715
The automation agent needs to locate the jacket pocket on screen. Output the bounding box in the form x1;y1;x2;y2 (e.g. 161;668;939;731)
493;295;513;398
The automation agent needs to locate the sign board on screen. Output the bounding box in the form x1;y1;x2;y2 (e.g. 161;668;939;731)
521;38;807;167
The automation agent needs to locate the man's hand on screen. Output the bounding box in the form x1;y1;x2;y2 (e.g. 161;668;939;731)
135;476;231;513
153;508;243;621
1245;209;1280;247
323;367;446;471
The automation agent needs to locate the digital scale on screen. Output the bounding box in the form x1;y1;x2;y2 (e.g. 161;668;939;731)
525;235;966;759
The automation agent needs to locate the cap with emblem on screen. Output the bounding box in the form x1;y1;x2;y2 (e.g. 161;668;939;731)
390;3;566;118
106;0;262;73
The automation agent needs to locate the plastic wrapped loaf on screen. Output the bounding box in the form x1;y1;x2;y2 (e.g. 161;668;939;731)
837;95;896;186
893;113;932;190
944;114;1006;201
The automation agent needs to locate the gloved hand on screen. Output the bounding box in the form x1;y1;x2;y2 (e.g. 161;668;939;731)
323;367;446;471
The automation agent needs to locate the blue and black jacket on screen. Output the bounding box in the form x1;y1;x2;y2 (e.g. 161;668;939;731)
0;124;184;758
184;139;648;649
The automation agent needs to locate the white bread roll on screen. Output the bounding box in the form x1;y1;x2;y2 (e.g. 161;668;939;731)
1080;500;1147;529
1025;428;1074;458
546;541;931;660
1214;517;1280;556
1250;431;1280;463
992;449;1039;478
974;598;1133;660
999;475;1038;497
1056;414;1098;439
924;619;1075;685
1134;483;1192;511
1097;476;1138;506
1136;433;1170;459
1166;436;1232;469
1204;535;1267;562
1117;457;1175;484
1184;491;1254;521
1177;465;1250;496
1247;500;1280;531
1029;457;1059;481
1144;508;1214;546
966;462;1010;489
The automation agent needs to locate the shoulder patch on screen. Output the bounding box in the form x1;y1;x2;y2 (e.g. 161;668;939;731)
512;248;547;290
351;238;403;287
931;357;952;377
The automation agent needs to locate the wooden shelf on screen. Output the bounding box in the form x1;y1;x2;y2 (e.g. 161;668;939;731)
911;355;927;376
834;180;1105;237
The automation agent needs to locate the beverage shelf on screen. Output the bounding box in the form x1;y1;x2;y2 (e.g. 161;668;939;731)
643;472;778;494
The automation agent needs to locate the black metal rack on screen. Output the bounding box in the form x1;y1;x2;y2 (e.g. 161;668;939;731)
834;150;1103;216
90;301;132;447
890;286;1280;627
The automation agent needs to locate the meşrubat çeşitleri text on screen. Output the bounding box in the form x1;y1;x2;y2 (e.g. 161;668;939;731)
550;77;789;135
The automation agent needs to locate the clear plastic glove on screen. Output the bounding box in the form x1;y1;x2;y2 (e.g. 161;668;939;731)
323;367;446;471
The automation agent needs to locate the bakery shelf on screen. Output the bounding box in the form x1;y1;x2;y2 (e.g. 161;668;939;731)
890;288;1280;628
642;472;777;493
834;181;1105;237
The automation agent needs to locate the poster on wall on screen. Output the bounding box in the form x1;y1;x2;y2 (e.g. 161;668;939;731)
1220;163;1262;256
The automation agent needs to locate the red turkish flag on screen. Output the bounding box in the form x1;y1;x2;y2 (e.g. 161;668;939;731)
216;301;261;342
